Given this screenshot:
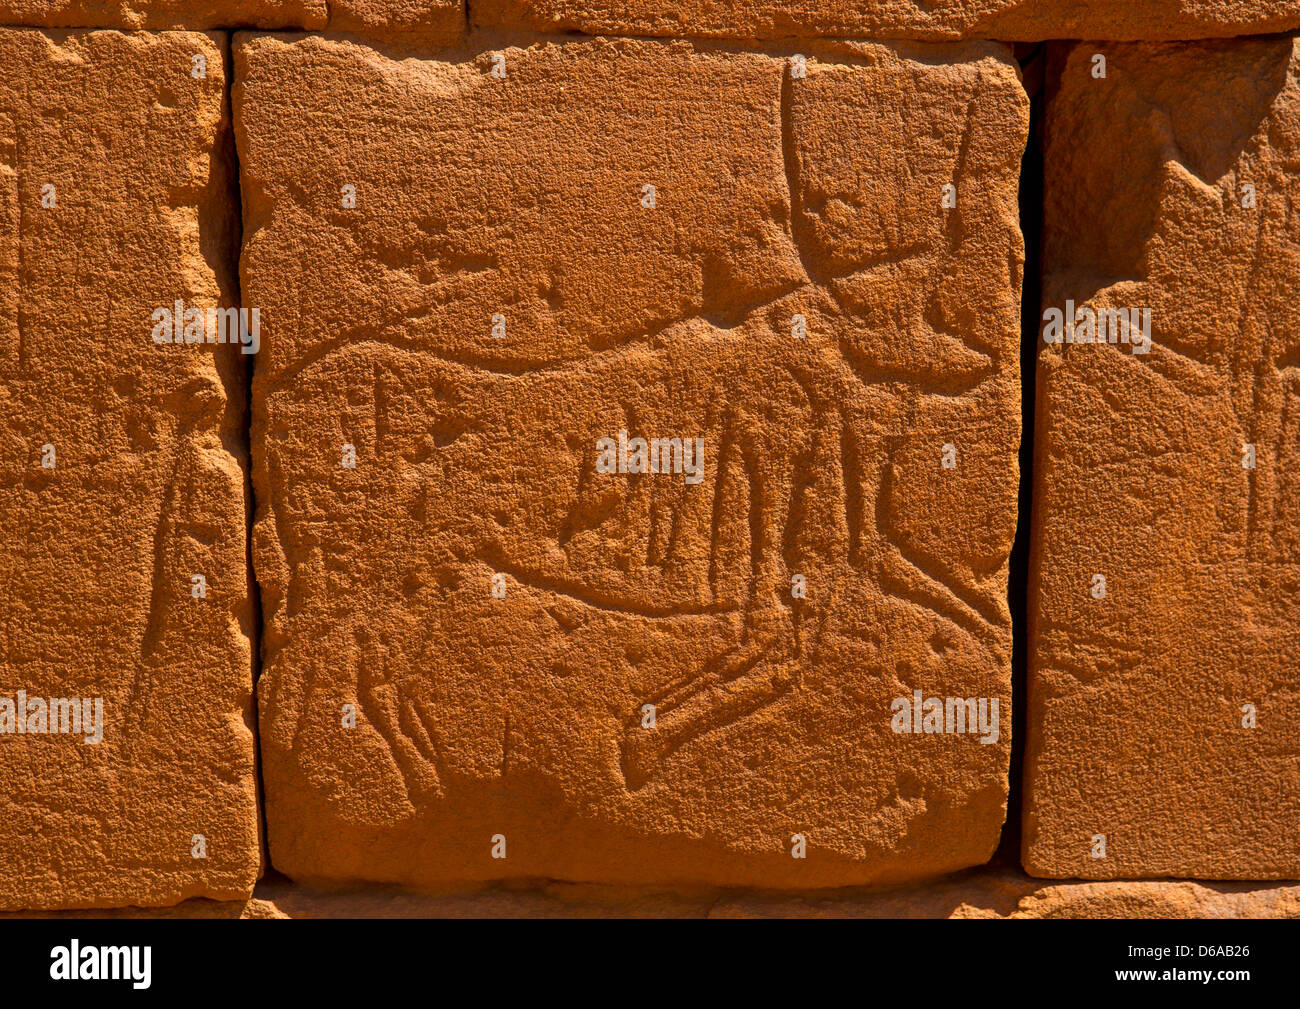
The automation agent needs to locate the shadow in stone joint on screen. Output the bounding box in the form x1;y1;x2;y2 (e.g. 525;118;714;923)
995;40;1045;868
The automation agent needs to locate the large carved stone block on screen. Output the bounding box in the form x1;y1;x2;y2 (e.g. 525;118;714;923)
239;33;1027;888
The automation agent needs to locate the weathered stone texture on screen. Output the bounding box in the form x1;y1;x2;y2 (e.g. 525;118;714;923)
323;1;465;42
0;1;464;38
2;0;1294;40
239;33;1026;889
0;29;259;910
0;1;325;29
1025;39;1300;879
474;1;1300;43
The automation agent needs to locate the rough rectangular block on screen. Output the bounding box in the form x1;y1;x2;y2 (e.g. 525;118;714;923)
240;32;1027;889
0;1;464;39
1025;38;1300;879
323;1;466;42
474;1;1300;43
0;29;260;909
0;1;325;29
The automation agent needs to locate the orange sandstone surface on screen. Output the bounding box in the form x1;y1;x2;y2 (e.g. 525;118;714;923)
237;32;1027;890
0;0;326;29
474;0;1300;43
0;1;464;40
0;29;260;910
1024;38;1300;880
5;1;1298;42
0;6;1297;920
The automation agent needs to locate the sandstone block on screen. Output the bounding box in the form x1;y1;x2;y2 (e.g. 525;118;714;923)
0;1;326;29
473;1;1300;43
239;33;1027;889
0;1;464;39
323;1;466;42
1025;38;1300;879
0;29;259;909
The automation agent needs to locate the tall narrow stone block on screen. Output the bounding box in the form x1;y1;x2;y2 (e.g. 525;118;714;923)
0;29;260;910
1025;38;1300;879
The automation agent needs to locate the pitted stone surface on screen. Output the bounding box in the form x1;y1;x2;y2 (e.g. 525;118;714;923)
473;1;1300;43
323;1;465;41
1025;38;1300;880
0;30;259;910
239;33;1026;889
0;1;464;38
0;1;325;29
2;0;1295;40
